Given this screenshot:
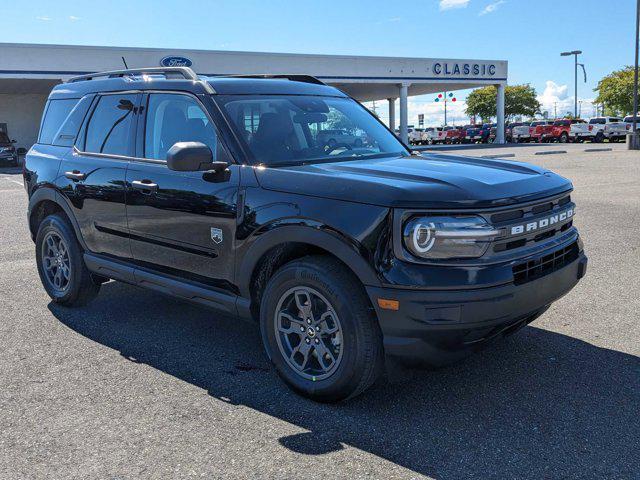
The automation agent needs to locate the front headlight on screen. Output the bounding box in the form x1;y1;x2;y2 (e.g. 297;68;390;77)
403;215;500;260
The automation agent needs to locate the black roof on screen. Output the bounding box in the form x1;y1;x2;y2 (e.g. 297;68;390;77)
49;67;346;99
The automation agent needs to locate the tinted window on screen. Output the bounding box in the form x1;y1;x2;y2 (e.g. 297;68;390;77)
589;118;605;125
218;95;406;166
144;93;218;161
39;99;79;145
52;96;94;147
84;95;137;156
0;132;9;143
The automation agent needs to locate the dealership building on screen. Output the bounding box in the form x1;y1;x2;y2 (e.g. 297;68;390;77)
0;42;508;152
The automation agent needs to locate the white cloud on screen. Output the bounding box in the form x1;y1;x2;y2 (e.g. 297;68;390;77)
479;0;505;15
439;0;470;11
537;80;597;118
69;15;81;21
365;96;472;128
36;16;51;21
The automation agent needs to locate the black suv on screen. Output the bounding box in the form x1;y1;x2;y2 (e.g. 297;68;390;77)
0;131;18;166
24;67;587;402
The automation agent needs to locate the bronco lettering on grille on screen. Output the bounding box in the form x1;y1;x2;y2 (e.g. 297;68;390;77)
510;208;574;236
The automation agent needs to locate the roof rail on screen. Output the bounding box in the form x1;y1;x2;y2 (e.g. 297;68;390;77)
67;66;199;83
219;74;326;86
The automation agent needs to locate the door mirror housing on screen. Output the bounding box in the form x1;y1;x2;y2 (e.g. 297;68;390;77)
166;142;226;172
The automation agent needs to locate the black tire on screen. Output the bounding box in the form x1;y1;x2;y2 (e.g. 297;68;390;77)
559;133;569;143
35;214;100;307
260;255;384;402
595;132;604;143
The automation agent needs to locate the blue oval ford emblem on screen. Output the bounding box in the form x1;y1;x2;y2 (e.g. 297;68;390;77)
160;56;193;67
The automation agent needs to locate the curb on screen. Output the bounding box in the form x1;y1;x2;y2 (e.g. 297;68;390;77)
583;148;613;152
534;150;567;156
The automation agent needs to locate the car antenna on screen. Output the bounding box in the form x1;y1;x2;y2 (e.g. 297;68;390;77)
121;56;129;69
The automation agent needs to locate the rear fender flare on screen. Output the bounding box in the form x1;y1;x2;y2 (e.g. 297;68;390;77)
28;187;88;250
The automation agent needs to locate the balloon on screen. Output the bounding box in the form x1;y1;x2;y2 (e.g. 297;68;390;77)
435;98;440;102
452;98;457;102
438;93;443;98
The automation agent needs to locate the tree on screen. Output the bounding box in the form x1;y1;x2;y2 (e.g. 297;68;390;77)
594;66;635;116
465;84;541;122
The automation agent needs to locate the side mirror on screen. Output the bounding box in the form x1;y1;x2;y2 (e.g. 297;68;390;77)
17;147;27;155
11;139;16;143
166;141;227;172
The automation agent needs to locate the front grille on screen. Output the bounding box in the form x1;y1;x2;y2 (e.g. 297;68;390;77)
512;242;579;285
491;194;574;253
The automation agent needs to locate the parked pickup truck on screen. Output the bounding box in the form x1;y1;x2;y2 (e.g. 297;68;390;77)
530;120;554;143
408;128;425;145
464;124;484;143
623;115;638;132
588;117;628;143
510;122;531;143
424;127;445;144
443;125;463;144
542;119;589;143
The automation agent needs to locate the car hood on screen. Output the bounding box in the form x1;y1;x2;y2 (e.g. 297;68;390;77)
254;153;572;209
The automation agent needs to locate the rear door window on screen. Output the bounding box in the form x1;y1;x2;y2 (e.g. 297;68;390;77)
38;99;79;145
84;94;138;156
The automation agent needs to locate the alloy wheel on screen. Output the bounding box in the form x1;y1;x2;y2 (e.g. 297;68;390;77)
274;286;344;381
41;231;71;294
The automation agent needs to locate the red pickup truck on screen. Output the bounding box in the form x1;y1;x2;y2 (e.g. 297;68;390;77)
530;120;554;142
542;119;589;143
443;125;464;144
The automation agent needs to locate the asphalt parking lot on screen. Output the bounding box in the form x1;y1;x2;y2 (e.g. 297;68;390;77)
1;144;639;479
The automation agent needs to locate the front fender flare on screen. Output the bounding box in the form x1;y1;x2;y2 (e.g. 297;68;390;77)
237;224;381;298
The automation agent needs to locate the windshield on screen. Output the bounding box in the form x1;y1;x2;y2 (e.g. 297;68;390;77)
0;132;9;143
215;95;408;166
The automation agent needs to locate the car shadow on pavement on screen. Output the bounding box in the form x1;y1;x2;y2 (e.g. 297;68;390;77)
49;281;640;479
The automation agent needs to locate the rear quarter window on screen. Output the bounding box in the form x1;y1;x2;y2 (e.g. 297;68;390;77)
51;96;94;147
38;99;79;145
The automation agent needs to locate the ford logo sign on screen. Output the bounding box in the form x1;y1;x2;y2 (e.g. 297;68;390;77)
160;56;193;67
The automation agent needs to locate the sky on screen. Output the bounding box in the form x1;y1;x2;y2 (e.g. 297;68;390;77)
1;0;637;126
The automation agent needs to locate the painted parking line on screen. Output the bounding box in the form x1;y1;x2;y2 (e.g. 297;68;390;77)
584;148;613;152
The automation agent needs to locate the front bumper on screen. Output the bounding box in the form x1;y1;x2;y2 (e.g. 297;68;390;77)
367;249;587;365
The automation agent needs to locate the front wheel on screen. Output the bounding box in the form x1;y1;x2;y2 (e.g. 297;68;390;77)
559;133;569;143
35;214;100;306
260;256;384;402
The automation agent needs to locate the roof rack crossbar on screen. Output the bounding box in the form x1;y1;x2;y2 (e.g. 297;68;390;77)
68;66;199;83
219;74;326;86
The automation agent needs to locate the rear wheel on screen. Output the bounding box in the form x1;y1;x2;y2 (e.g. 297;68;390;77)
35;214;100;306
595;132;605;143
559;133;569;143
260;256;384;402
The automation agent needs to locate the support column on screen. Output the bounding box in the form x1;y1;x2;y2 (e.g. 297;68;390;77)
496;83;506;144
399;83;410;145
387;98;396;131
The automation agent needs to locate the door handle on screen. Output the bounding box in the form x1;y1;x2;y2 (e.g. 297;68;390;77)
65;170;86;181
131;179;158;193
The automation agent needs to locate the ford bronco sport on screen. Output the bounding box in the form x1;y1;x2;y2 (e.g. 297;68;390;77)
24;67;587;402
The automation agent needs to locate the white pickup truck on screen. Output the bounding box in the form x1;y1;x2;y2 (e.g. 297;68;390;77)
623;115;638;132
408;127;425;145
588;117;628;142
423;127;445;144
511;122;532;142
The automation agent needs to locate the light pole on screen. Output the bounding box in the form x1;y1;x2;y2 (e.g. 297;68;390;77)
632;0;639;148
561;50;583;118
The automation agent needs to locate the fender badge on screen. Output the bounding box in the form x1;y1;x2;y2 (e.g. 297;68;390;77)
211;228;223;244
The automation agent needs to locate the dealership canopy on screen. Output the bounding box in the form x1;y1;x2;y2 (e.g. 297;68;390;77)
0;43;508;149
